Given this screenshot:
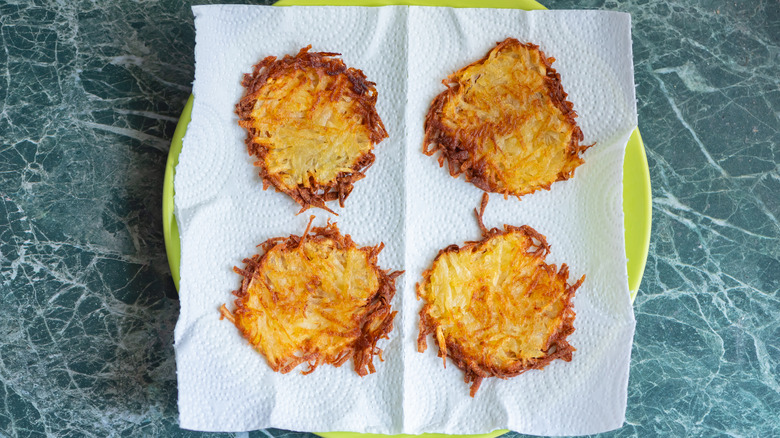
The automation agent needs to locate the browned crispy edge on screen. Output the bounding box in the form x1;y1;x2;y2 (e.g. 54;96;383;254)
235;46;389;214
422;38;593;199
416;194;584;396
220;216;403;376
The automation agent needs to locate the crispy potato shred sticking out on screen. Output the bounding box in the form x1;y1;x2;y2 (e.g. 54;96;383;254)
220;217;403;376
417;194;584;396
423;38;592;199
236;46;388;214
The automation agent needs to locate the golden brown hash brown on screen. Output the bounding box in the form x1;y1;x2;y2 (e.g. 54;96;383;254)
417;194;584;396
236;46;388;214
221;217;403;376
423;38;592;199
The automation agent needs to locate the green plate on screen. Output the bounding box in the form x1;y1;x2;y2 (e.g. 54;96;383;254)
161;1;651;436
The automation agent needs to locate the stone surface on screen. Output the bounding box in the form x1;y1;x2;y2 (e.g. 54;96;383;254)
0;0;777;437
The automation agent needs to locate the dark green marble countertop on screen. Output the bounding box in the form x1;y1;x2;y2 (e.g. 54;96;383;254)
1;0;778;436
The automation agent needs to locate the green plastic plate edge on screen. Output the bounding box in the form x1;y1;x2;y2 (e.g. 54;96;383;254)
161;0;651;436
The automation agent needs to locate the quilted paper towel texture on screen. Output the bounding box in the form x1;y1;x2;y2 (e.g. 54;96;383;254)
174;5;638;436
403;9;637;435
174;5;408;433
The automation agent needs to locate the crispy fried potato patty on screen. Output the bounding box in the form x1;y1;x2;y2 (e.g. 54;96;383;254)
417;195;584;396
236;46;388;213
221;218;402;376
423;38;591;198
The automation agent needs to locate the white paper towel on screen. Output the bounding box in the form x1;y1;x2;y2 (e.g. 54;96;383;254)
174;5;637;436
